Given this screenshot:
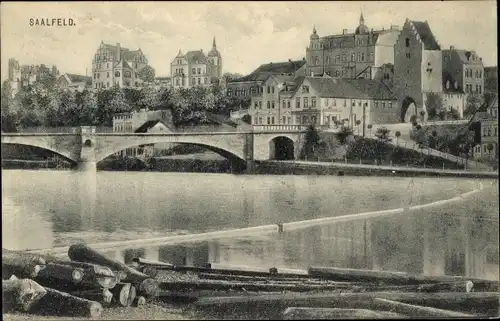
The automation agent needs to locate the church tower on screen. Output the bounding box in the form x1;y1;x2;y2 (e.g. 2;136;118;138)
208;36;222;80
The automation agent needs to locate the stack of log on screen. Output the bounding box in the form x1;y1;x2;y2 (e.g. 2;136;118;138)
2;244;158;318
3;245;499;319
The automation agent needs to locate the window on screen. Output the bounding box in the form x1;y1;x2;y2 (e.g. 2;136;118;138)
282;116;286;124
267;86;270;94
271;116;275;124
351;100;355;107
272;100;275;109
181;78;185;86
332;99;336;106
115;71;120;77
107;72;110;78
335;55;340;64
267;117;271;124
192;68;196;74
370;52;374;61
197;68;201;74
288;116;291;124
357;52;361;62
406;53;411;58
302;85;310;93
351;53;355;62
296;97;301;108
335;70;340;77
344;99;347;107
204;77;207;84
282;100;286;109
176;79;180;85
304;97;309;108
254;102;258;108
405;38;410;47
272;86;275;94
107;82;110;88
287;101;291;108
389;102;392;108
375;101;379;108
107;63;109;68
382;102;386;108
191;78;196;85
259;101;262;109
198;78;201;85
361;53;365;61
267;101;271;109
311;97;317;108
342;54;346;62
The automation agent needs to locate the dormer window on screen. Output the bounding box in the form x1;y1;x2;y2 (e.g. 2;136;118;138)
446;80;450;89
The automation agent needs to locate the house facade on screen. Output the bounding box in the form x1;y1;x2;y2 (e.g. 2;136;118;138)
442;71;466;118
249;75;294;125
92;42;149;90
57;74;92;92
305;13;401;79
7;58;60;96
473;96;498;160
442;47;484;95
170;37;222;89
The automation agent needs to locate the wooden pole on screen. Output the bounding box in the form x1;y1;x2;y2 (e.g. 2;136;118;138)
29;287;103;318
372;298;474;318
2;279;47;312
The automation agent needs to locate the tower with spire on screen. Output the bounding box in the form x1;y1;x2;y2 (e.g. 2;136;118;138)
208;36;223;79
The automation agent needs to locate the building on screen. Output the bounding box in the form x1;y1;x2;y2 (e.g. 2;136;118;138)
92;41;149;90
170;37;222;89
393;19;443;122
57;74;92;92
249;74;398;128
442;47;484;95
484;66;498;93
442;71;466;118
290;76;398;128
472;95;498;160
305;13;401;80
113;109;175;157
226;59;306;105
7;58;60;96
153;77;172;89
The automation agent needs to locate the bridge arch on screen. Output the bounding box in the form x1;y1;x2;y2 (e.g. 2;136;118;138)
269;136;295;160
1;142;78;165
401;96;418;123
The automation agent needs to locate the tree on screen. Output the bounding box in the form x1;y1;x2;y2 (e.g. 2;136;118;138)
375;127;391;141
464;93;483;118
223;73;244;83
410;115;417;124
241;114;251;124
425;92;443;120
447;107;460;120
137;65;156;83
395;131;401;145
300;125;320;159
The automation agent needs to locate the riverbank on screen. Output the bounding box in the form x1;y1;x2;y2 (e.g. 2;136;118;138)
255;160;499;179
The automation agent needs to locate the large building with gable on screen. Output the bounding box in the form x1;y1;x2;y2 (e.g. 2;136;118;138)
305;13;401;80
170;37;223;88
91;41;149;90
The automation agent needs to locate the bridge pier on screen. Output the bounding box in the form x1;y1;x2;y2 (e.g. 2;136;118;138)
77;161;97;172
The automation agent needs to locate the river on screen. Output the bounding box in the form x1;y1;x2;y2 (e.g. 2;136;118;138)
2;169;498;280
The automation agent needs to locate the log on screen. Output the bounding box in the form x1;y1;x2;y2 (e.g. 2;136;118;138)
197;273;354;285
132;257;174;268
67;243;158;296
372;298;475;318
165;264;310;279
159;280;353;293
51;260;118;288
34;263;84;288
29;286;103;318
195;291;500;317
282;307;405;319
2;249;46;279
111;283;137;307
69;288;113;305
2;279;47;312
308;266;498;287
208;263;308;276
133;296;147;306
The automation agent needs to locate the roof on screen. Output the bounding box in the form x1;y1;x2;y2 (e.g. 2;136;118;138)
299;77;396;100
411;21;441;50
101;43;143;61
443;49;483;64
442;71;464;94
134;120;171;133
235;60;306;82
65;74;92;85
185;51;207;64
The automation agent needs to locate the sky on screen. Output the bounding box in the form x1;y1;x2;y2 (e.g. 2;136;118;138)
1;1;497;81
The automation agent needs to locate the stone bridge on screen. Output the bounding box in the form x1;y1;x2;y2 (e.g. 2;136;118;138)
1;126;305;172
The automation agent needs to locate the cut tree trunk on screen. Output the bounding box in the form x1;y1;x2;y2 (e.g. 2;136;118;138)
2;279;47;312
195;291;499;317
50;260;118;289
282;307;404;320
111;283;137;307
2;249;46;279
69;288;114;305
133;257;174;268
308;266;497;287
372;298;474;317
164;264;310;279
133;296;147;306
67;243;158;297
29;287;103;318
197;273;353;285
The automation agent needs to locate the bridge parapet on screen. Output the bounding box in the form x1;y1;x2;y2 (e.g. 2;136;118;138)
252;125;307;132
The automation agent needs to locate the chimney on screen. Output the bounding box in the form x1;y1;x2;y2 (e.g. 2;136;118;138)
116;43;121;61
342;29;348;35
450;45;455;50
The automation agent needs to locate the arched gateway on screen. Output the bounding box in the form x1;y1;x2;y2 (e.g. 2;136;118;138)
401;96;418;123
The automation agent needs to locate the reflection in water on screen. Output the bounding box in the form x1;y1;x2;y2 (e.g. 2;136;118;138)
2;170;497;280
